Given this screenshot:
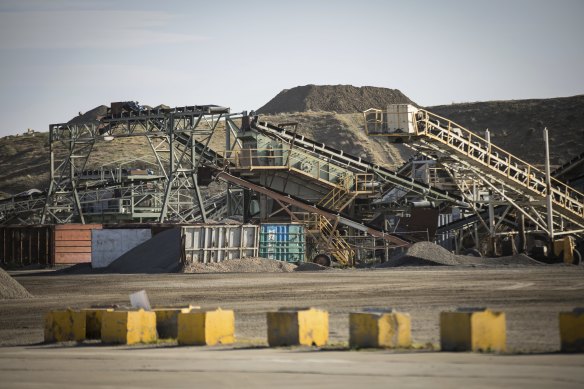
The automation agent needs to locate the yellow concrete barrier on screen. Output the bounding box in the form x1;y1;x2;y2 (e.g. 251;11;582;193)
154;306;198;339
44;309;86;343
267;308;328;347
177;308;235;346
349;309;411;348
559;308;584;352
440;308;506;352
82;308;113;340
101;309;157;345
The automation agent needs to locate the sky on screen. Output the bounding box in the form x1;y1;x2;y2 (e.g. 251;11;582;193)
0;0;583;137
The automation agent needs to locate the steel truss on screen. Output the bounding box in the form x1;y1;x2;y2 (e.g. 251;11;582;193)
41;105;233;224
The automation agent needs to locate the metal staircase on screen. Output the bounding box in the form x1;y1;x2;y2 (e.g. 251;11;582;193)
364;105;584;239
313;175;358;265
414;109;584;223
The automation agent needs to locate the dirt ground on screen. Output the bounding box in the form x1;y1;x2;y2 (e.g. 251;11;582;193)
2;266;584;352
1;266;584;388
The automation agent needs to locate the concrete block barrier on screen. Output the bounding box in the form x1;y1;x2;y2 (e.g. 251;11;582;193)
83;308;113;340
559;308;584;352
349;309;411;348
101;309;157;345
154;306;197;339
177;308;235;346
267;308;328;347
44;309;86;343
440;308;506;352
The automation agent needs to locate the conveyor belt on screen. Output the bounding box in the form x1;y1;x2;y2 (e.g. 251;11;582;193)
414;109;584;223
215;171;410;247
253;121;464;206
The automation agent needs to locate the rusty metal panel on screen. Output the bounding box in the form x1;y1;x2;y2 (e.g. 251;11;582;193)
56;253;92;263
54;240;92;247
55;246;92;254
400;208;440;241
0;225;52;266
53;224;102;265
55;224;102;230
55;230;92;241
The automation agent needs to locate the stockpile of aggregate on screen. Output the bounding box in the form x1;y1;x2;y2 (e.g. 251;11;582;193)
294;262;329;271
0;268;32;299
104;228;182;274
377;242;543;268
183;258;297;273
257;84;415;114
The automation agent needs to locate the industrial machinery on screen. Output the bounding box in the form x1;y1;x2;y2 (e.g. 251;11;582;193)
365;104;584;261
1;101;582;264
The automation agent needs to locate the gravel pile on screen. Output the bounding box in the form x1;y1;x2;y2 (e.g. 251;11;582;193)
183;258;297;273
104;228;181;274
294;262;329;271
257;85;415;114
0;268;32;299
377;241;544;268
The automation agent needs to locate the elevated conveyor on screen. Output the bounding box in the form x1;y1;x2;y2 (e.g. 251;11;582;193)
252;121;464;206
365;105;584;239
414;110;584;222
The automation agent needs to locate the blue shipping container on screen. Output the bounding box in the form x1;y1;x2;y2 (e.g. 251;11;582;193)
259;223;305;262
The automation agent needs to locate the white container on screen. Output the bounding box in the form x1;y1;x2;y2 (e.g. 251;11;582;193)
386;104;418;134
181;224;259;263
91;228;152;268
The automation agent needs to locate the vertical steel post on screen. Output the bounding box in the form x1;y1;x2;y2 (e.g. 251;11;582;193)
159;115;174;222
190;123;207;223
544;128;554;240
70;138;85;224
488;191;496;256
41;149;55;224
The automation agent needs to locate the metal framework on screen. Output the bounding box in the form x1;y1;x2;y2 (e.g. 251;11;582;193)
364;106;584;251
41;105;231;224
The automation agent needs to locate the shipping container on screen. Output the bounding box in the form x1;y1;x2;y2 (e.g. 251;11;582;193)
0;224;102;266
0;225;52;266
181;224;259;263
53;224;102;264
259;223;305;263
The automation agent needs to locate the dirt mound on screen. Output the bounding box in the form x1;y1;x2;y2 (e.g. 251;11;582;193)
0;268;32;299
183;258;296;273
105;228;181;274
377;242;544;268
67;105;108;125
257;85;415;114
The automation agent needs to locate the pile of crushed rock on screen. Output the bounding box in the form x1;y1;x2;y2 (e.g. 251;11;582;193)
257;84;415;114
376;241;544;268
183;258;329;273
0;268;32;299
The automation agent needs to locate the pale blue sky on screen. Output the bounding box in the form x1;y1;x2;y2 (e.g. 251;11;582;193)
0;0;583;136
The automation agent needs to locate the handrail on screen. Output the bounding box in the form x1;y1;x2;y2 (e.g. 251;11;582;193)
412;109;584;219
